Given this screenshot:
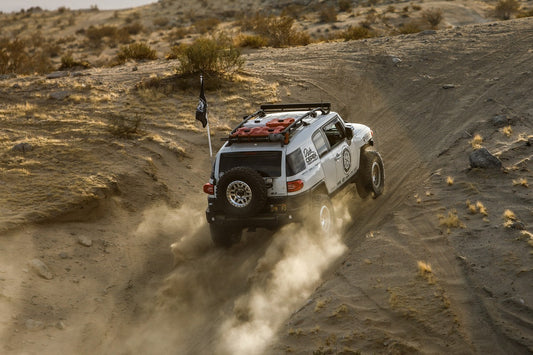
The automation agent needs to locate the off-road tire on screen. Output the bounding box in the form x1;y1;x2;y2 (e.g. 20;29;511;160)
216;167;267;217
309;194;337;236
209;224;242;248
356;149;384;199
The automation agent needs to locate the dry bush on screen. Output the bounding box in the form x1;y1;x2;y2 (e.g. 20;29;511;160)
319;5;338;23
153;17;170;28
438;209;465;231
254;16;310;47
339;0;352;12
115;42;157;64
172;35;244;76
494;0;520;20
194;17;221;34
236;34;268;48
341;25;375;41
108;114;143;137
281;4;306;19
517;8;533;18
58;54;90;70
502;209;517;228
122;22;144;35
422;8;443;29
166;27;190;42
417;261;435;283
398;21;422;34
446;176;454;185
466;200;488;216
0;37;53;74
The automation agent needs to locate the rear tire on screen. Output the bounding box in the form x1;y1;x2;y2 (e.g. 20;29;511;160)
209;224;242;248
309;194;337;236
216;167;267;217
356;149;384;199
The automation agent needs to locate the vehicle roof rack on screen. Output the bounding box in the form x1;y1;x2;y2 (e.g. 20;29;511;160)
260;102;331;113
225;103;332;146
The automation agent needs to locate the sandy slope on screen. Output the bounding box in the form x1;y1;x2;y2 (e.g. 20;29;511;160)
1;15;532;355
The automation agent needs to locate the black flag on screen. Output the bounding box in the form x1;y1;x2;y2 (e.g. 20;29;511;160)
196;76;207;128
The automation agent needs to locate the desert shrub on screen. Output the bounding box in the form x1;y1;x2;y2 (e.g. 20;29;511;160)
115;42;157;64
172;35;244;76
59;54;90;70
281;4;306;19
153;17;170;27
339;0;352;12
166;27;190;42
236;34;268;48
341;25;375;40
398;21;422;34
494;0;520;19
422;8;443;28
122;22;144;35
319;5;338;23
516;8;533;18
259;16;311;47
108;114;142;137
0;37;53;74
194;17;220;34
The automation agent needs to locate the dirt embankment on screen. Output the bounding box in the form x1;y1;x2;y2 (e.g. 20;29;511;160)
1;17;532;355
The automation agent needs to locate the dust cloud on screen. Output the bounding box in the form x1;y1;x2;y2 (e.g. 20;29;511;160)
119;202;350;354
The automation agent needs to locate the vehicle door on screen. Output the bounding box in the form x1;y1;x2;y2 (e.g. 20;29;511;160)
317;117;355;192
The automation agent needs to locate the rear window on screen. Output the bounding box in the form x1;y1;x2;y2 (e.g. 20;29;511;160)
286;149;306;177
219;151;282;177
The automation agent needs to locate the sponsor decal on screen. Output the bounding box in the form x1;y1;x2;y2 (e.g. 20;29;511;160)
342;147;351;173
303;147;318;165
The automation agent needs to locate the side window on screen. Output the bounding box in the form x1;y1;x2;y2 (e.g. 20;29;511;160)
312;131;328;157
323;119;346;148
286;149;306;176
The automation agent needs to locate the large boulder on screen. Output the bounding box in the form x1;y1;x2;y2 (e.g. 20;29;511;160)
469;148;502;169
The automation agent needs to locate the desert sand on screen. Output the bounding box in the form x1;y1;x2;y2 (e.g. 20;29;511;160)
1;1;532;354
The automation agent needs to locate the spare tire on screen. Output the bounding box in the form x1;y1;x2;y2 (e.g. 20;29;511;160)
216;167;267;216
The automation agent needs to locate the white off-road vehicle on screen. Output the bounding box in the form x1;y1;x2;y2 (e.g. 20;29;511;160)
203;103;384;247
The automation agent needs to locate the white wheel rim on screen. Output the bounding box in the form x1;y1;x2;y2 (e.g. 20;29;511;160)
227;180;252;208
319;205;331;233
371;161;381;189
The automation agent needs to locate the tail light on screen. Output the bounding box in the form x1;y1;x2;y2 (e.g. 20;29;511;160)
203;183;214;195
287;179;304;192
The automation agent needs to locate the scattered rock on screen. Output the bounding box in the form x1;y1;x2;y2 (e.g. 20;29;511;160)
49;91;71;100
0;73;16;80
25;319;44;331
78;236;92;247
12;83;21;89
442;84;456;89
132;66;138;71
508;220;526;230
11;142;33;153
469;148;502;169
59;252;69;259
55;320;66;330
419;30;437;36
491;114;508;127
46;71;69;79
29;259;53;280
391;57;402;65
71;71;90;77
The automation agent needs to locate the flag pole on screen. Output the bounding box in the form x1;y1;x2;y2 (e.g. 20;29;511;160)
201;75;213;160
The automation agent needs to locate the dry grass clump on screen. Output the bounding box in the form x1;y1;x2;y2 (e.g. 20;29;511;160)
398;21;422;34
338;0;352;12
502;125;513;137
466;200;488;216
330;304;348;318
422;8;444;28
494;0;520;20
83;25;131;48
108;114;143;137
470;134;483;149
319;5;338;23
417;261;435;283
314;298;330;312
438;209;465;231
235;34;268;48
238;14;310;47
194;17;221;34
512;177;529;187
446;176;454;186
502;209;518;228
58;53;90;70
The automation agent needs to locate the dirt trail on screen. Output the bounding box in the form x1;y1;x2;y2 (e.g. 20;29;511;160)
1;18;533;355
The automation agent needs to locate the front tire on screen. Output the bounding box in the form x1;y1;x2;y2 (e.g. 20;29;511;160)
209;224;242;248
356;149;384;199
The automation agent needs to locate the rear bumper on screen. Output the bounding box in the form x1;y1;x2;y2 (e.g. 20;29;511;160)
205;192;311;230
